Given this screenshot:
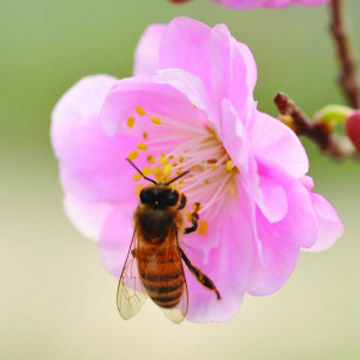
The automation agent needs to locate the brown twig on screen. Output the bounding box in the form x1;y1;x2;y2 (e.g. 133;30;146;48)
274;92;353;159
329;0;360;109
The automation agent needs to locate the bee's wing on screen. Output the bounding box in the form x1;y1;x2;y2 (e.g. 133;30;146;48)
117;229;147;320
160;231;189;324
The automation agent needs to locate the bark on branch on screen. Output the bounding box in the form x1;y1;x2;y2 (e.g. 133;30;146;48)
274;92;351;159
329;0;360;109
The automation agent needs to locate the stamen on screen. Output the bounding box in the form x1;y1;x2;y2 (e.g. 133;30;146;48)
128;150;139;161
127;117;135;128
151;116;162;125
142;167;150;176
197;220;208;234
160;154;168;166
142;132;148;139
226;160;234;171
137;143;147;151
136;106;146;116
211;165;217;171
133;173;142;182
147;155;155;164
163;164;172;178
204;178;210;185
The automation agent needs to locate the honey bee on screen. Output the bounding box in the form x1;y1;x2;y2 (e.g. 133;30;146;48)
117;159;221;323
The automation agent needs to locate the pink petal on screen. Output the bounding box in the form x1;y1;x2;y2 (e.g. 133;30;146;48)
159;17;257;115
248;209;300;296
98;202;136;277
100;78;203;136
249;111;309;178
258;163;318;248
134;24;166;76
255;174;288;223
51;75;137;203
306;193;343;252
64;193;113;240
184;178;255;322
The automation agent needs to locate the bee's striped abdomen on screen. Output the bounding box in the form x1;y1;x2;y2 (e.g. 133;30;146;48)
137;248;185;309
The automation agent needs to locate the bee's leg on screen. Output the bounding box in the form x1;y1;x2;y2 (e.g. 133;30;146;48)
179;247;221;300
185;202;200;234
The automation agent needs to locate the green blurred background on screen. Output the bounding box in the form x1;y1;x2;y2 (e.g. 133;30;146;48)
1;0;359;359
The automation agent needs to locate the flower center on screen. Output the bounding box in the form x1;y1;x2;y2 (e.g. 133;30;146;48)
126;105;237;229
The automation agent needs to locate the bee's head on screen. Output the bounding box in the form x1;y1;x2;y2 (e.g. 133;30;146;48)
140;186;180;208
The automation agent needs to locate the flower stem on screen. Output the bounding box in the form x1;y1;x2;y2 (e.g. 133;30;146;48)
274;92;355;160
329;0;360;109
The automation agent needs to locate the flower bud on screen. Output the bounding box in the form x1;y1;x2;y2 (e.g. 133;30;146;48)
346;110;360;152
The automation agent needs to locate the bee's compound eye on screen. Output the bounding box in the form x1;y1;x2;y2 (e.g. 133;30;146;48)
164;191;179;206
140;188;154;204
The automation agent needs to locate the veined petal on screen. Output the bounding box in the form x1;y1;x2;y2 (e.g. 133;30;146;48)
248;209;300;296
306;193;343;252
64;193;113;240
159;17;257;116
51;75;136;204
98;202;136;278
134;24;166;76
184;181;254;322
249;111;309;178
100;78;204;136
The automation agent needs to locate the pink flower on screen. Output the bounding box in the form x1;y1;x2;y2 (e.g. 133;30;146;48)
51;17;342;323
213;0;330;9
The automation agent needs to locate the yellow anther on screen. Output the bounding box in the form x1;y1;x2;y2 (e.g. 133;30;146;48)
177;168;183;175
151;116;161;125
152;167;163;182
142;167;150;176
133;173;142;182
186;211;192;222
135;184;144;196
147;155;155;164
142;132;148;139
127;116;135;128
193;203;202;212
137;142;147;151
204;178;210;185
226;160;234;171
163;164;172;178
160;154;168;166
197;220;208;235
211;165;217;171
179;156;185;163
193;104;197;109
169;156;174;160
179;179;184;185
172;162;178;167
136;106;146;116
128;150;139;161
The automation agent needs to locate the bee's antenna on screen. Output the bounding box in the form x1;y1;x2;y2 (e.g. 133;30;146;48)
165;170;190;185
126;158;157;184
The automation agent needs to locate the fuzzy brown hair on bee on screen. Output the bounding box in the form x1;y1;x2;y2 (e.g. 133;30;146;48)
116;159;221;323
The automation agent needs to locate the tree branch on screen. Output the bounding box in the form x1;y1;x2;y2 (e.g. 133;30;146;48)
329;0;360;109
274;92;354;159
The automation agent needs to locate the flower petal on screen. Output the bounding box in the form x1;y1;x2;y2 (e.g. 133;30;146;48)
306;193;343;252
184;179;254;322
100;78;204;136
98;202;136;277
51;75;138;203
134;24;166;76
64;193;113;240
159;17;257;115
248;209;300;296
249;111;309;178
